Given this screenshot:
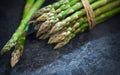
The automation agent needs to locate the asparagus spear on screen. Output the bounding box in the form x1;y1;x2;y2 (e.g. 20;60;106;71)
54;7;120;49
56;0;79;13
10;0;35;67
36;0;95;36
11;27;28;67
48;0;120;44
49;0;113;34
1;0;45;54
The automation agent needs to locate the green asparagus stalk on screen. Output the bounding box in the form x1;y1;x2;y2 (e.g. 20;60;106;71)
23;0;35;18
56;0;79;13
10;0;35;67
54;7;120;49
49;0;113;34
11;27;28;67
36;0;95;36
1;0;45;54
48;0;120;44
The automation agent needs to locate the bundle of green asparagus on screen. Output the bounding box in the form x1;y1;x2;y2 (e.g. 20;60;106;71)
31;0;120;49
1;0;120;67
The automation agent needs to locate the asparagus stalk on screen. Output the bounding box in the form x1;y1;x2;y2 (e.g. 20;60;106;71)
48;0;120;44
23;0;35;18
54;7;120;49
11;27;28;67
49;0;113;34
1;0;45;54
10;0;35;67
56;0;79;13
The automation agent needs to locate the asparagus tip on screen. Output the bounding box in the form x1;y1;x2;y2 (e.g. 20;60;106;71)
11;57;18;68
10;48;23;67
35;14;48;24
1;47;9;55
48;35;60;44
48;38;53;44
34;23;42;30
54;43;63;49
49;22;63;34
48;33;67;44
36;31;41;37
38;21;51;35
39;34;49;39
10;52;19;67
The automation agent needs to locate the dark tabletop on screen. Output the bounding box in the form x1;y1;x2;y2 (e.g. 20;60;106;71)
0;0;120;75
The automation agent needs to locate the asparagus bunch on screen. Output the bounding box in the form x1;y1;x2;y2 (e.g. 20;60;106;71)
0;0;119;67
32;0;120;49
1;0;45;67
36;0;95;36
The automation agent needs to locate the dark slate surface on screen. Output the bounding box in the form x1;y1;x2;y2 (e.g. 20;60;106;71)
0;0;120;75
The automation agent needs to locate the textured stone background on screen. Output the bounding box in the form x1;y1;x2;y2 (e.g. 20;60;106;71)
0;0;120;75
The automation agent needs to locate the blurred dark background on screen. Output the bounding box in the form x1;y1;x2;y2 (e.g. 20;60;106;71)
0;0;120;75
